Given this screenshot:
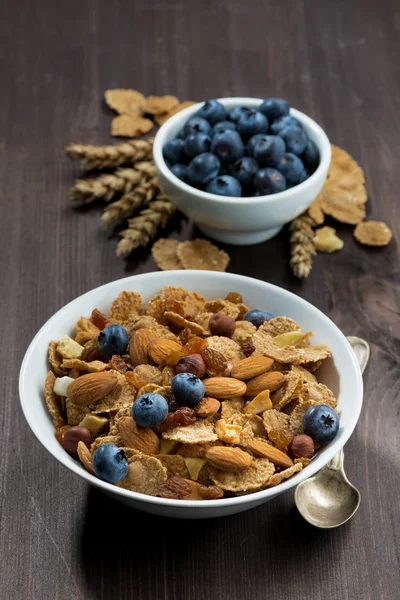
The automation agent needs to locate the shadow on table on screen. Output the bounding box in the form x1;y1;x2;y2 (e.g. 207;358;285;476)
79;486;350;600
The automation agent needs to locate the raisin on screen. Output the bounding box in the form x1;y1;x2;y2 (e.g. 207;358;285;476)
183;314;197;323
201;347;228;372
242;340;256;357
158;476;192;499
81;336;103;362
165;393;180;413
225;291;243;304
183;336;208;356
109;355;128;373
268;428;293;450
197;484;224;499
54;425;70;444
174;407;196;426
125;371;149;389
154;413;177;434
90;308;109;330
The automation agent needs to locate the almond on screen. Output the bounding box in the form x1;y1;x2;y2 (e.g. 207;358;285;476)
203;377;247;399
118;416;160;455
205;446;252;471
129;328;158;366
248;439;293;468
244;371;285;396
67;372;118;406
195;397;221;417
149;338;183;365
231;356;274;380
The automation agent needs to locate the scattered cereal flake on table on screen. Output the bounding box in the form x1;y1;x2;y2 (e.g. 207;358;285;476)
267;462;302;487
263;409;292;434
260;317;301;337
90;435;124;454
48;341;68;376
156;454;190;479
209;458;275;492
77;441;95;475
271;370;302;409
144;95;179;115
320;191;366;224
44;371;65;428
109;290;142;322
164;311;207;335
154;101;197;125
74;316;100;346
104;89;146;116
307;197;325;225
116;454;167;496
111;114;154;137
354;220;393;246
151;239;183;270
328;145;365;189
253;327;330;365
90;371;136;413
177;239;230;272
66;399;89;426
313;226;344;253
61;358;110;372
162;418;218;444
232;321;257;344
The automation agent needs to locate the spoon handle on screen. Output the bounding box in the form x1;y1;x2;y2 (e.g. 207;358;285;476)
346;336;370;375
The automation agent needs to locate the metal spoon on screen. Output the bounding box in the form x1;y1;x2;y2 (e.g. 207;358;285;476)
294;336;370;528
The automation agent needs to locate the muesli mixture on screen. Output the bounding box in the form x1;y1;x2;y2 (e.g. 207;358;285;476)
45;286;339;500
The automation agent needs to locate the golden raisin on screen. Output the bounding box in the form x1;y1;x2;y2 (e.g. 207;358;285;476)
165;350;185;367
174;407;197;426
158;476;192;499
201;347;228;372
90;308;109;330
125;371;149;389
183;336;208;356
109;354;128;373
197;484;224;499
268;428;293;450
54;425;70;443
165;298;185;316
225;291;243;304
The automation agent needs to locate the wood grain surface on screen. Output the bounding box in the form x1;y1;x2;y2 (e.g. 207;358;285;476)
1;1;399;598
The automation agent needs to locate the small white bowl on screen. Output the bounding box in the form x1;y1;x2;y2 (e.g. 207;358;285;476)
153;98;331;246
19;271;362;519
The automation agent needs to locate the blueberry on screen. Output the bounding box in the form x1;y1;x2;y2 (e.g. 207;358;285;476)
254;168;286;195
278;153;307;185
259;98;290;121
131;393;169;427
170;163;189;183
279;125;307;156
237;110;269;138
270;115;301;135
98;324;129;359
211;130;244;164
231;157;259;188
302;139;319;171
184;133;211;159
163;139;186;164
243;308;274;328
187;152;221;186
182;116;212;137
229;105;252;122
246;134;269;157
171;373;205;407
92;444;128;483
302;404;339;444
253;135;285;167
197;99;227;124
206;175;242;197
212;120;237;135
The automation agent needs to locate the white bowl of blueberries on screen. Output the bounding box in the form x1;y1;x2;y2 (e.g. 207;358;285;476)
153;97;331;245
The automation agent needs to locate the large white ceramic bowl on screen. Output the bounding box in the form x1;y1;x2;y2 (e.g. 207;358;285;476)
153;98;331;245
19;271;363;519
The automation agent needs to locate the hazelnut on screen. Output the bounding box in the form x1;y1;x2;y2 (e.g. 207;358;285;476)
209;313;236;338
61;426;93;455
288;434;314;459
176;354;206;378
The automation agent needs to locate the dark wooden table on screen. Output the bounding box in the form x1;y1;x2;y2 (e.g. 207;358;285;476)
1;1;399;598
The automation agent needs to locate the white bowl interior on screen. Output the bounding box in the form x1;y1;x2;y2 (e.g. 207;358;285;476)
20;271;363;512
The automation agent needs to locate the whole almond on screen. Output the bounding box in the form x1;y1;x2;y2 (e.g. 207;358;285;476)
205;446;252;472
129;328;158;366
231;356;274;380
195;397;221;418
245;371;285;396
149;339;183;365
67;372;118;406
203;377;247;399
248;439;294;468
118;416;160;455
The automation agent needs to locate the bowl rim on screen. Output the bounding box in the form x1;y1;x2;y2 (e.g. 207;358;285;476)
19;270;363;510
153;97;331;204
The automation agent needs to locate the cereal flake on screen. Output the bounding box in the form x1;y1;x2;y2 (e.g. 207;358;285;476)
162;418;218;444
209;458;275;492
144;95;179;115
177;239;230;272
61;358;109;372
44;371;65;428
354;220;392;246
109;290;142;322
116;454;167;496
111;114;154;137
77;441;95;475
267;462;302;487
104;89;145;116
151;239;183;270
90;371;136;413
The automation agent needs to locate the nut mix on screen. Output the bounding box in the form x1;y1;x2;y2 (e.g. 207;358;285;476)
44;286;340;500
